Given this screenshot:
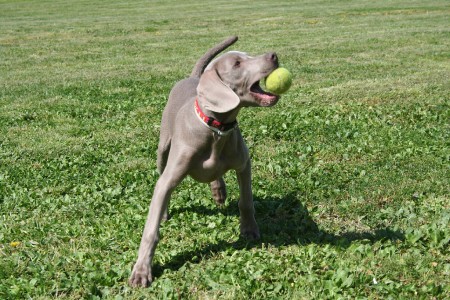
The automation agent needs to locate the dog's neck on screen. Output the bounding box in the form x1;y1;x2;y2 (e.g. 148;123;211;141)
194;98;240;136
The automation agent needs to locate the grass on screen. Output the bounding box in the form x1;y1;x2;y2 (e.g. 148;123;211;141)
1;0;449;298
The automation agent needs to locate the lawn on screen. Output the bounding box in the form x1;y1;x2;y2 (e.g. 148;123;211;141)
1;0;449;299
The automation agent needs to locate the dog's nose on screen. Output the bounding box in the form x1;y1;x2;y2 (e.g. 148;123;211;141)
266;52;278;64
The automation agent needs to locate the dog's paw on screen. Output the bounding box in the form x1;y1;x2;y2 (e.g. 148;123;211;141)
240;223;260;240
210;179;227;206
161;209;170;222
129;263;152;288
211;187;227;205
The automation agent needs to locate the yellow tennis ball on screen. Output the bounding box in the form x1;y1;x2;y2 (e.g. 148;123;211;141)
265;67;292;95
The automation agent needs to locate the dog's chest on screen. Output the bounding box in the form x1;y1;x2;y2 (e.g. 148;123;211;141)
188;135;248;182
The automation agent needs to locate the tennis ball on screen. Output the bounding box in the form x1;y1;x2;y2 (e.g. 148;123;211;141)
265;67;292;95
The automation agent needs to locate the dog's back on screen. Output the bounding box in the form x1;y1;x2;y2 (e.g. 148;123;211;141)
162;77;199;131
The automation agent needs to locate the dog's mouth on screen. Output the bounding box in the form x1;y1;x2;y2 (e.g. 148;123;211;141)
249;80;279;107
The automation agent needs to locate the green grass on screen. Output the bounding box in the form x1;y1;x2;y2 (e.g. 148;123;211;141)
1;0;449;298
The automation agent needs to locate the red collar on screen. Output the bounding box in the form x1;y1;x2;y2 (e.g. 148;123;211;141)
194;99;237;136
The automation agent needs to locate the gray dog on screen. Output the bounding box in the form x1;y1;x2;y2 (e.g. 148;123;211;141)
129;36;280;287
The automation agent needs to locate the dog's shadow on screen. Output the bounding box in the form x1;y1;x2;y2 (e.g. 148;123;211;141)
153;192;404;277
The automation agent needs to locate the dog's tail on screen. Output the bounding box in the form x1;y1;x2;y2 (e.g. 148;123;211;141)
190;36;238;78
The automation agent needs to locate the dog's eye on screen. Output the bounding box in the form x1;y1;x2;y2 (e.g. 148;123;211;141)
234;60;241;67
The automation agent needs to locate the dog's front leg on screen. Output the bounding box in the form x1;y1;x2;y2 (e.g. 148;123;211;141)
236;159;260;239
129;168;185;287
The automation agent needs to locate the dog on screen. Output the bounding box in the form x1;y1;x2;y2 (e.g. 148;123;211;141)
129;36;280;287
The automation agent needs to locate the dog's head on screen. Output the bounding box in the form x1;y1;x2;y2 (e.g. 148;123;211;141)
197;51;280;113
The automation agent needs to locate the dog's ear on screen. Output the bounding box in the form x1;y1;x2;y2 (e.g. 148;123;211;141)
197;69;240;113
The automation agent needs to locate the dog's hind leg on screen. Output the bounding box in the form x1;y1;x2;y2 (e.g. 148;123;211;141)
210;177;227;206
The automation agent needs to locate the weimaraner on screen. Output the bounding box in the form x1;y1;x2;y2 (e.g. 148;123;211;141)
129;36;280;287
